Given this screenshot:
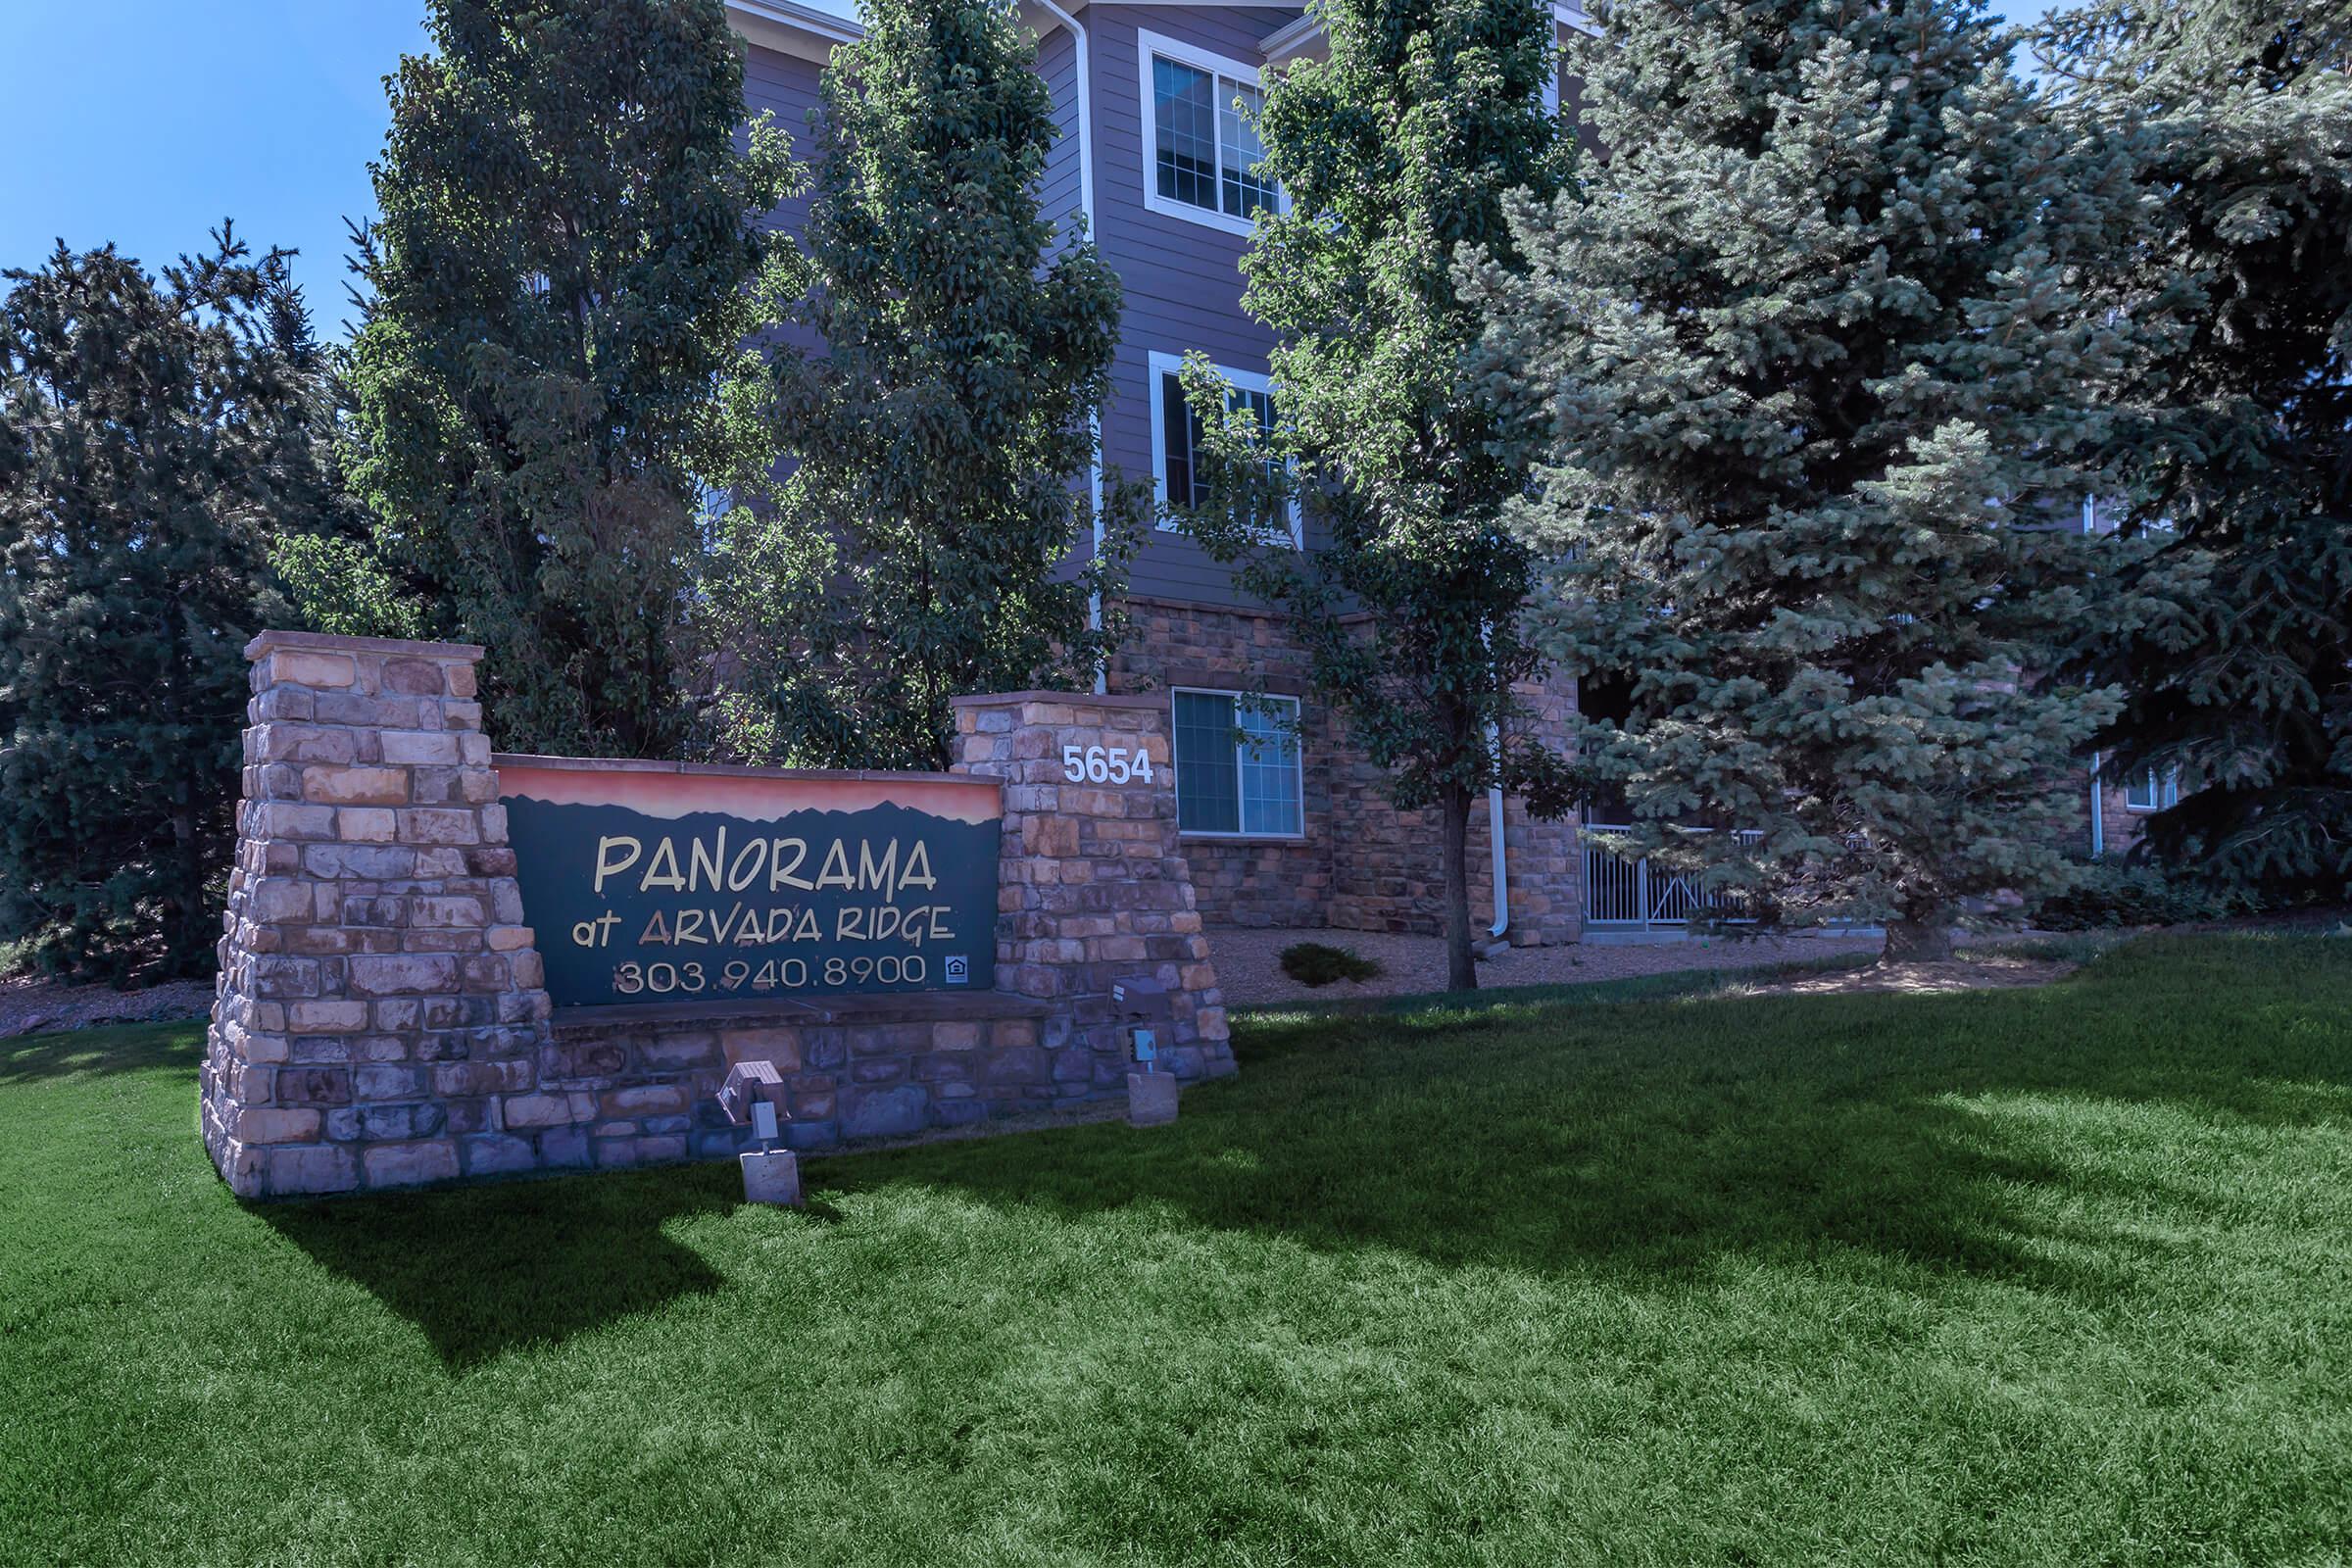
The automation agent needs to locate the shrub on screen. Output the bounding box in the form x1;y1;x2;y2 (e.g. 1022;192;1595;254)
2028;860;2247;932
1281;942;1385;987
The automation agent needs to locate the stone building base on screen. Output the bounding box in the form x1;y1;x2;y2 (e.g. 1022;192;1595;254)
1110;595;1584;945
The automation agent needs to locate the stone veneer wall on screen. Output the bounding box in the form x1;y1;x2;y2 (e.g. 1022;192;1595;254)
202;632;557;1198
951;690;1234;1079
202;632;1230;1200
1111;596;1583;946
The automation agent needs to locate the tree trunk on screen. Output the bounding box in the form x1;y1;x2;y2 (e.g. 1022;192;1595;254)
1441;785;1478;992
1883;906;1953;964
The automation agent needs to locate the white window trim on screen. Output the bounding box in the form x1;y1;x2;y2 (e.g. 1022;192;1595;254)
1171;686;1306;841
1147;350;1302;548
1137;28;1285;238
2123;765;2180;812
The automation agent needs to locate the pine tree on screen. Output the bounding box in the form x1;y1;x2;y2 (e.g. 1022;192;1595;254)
1468;0;2132;961
708;0;1136;774
2038;0;2352;901
346;0;802;759
1177;0;1575;992
0;232;301;981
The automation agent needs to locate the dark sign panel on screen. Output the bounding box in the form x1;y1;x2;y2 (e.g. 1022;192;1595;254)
499;760;1002;1009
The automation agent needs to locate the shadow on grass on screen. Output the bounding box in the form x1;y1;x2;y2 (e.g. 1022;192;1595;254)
843;937;2352;1301
242;936;2352;1361
0;1020;205;1085
261;1160;741;1369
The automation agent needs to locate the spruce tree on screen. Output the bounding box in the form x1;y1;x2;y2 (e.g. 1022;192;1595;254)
1176;0;1575;991
1468;0;2132;960
346;0;801;758
0;233;301;980
708;0;1136;774
2039;0;2352;901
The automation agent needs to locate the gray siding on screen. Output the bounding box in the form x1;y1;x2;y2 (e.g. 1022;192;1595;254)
743;43;825;239
1038;25;1084;251
738;13;1308;610
1089;6;1303;610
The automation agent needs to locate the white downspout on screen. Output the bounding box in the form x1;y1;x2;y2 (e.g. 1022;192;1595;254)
1031;0;1107;694
2089;751;2105;859
1488;765;1509;940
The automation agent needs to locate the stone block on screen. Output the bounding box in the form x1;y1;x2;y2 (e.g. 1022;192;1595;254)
502;1091;595;1129
738;1149;804;1206
303;765;411;807
267;1143;359;1196
286;999;368;1033
459;1134;539;1177
839;1084;927;1140
379;658;445;696
781;1118;840;1152
347;953;459;997
337;808;399;843
363;1140;460;1190
641;1031;718;1070
354;1063;427;1100
398;808;481;846
983;1045;1049;1085
250;802;339;841
356;1102;446;1142
275;1067;353;1105
431;1060;533;1097
604;1083;691;1118
1128;1071;1181;1129
236;1105;320;1145
719;1026;803;1071
267;649;356;689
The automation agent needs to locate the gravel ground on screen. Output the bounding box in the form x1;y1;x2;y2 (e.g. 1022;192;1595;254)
1207;925;1889;1008
0;975;215;1040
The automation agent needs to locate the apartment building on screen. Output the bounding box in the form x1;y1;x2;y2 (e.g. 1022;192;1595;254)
726;0;1599;946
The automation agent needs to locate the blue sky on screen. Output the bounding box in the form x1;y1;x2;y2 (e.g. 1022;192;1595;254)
0;0;2054;342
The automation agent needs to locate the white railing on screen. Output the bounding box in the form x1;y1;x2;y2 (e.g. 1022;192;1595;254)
1581;822;1757;931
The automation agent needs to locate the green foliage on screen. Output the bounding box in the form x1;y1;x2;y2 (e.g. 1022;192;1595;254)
1469;0;2135;961
1278;941;1385;986
2036;0;2352;903
708;0;1137;774
1178;0;1574;991
7;937;2352;1562
2027;858;2246;932
266;533;428;642
345;0;802;759
0;232;303;981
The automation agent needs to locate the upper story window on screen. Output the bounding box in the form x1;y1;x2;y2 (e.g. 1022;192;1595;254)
1149;350;1300;548
1140;30;1280;237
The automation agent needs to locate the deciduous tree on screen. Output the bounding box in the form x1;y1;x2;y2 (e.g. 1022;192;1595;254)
709;0;1136;773
1178;0;1574;991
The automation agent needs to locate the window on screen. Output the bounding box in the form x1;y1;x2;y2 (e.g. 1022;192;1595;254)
1140;31;1280;236
1149;351;1299;546
2124;767;2180;812
1173;689;1303;837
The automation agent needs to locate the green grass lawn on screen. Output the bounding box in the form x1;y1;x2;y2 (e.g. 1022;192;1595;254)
3;935;2348;1567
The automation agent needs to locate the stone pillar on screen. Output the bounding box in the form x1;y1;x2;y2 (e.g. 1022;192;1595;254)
201;631;561;1199
951;692;1234;1084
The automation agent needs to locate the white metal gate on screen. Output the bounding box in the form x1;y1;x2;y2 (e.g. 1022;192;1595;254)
1581;823;1757;932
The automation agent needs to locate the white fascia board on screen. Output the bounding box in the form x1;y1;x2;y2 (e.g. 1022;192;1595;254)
1263;4;1589;70
727;0;860;64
